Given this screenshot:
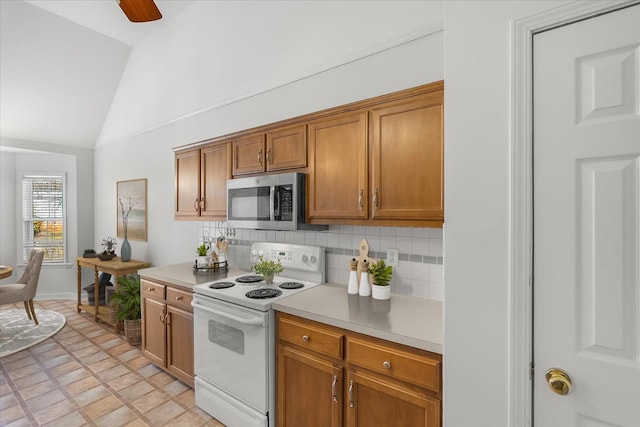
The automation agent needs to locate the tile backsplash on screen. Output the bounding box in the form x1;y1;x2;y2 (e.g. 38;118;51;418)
199;223;444;301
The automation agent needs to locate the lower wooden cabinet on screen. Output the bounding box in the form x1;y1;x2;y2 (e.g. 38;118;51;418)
277;345;343;427
141;278;194;387
345;369;440;427
276;313;441;427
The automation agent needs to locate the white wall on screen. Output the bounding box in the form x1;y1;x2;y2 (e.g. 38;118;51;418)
443;1;574;426
0;151;17;273
0;137;94;298
93;2;445;277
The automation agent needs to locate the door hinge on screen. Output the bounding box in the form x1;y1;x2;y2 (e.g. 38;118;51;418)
529;362;535;380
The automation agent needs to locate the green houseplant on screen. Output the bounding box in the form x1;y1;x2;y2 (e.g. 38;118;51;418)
252;256;283;284
368;259;393;300
109;274;142;344
196;243;210;268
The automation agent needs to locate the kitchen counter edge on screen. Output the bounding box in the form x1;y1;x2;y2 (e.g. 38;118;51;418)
273;283;443;354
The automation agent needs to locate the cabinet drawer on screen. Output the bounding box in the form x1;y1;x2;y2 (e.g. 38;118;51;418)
141;279;165;299
166;287;193;312
347;337;441;392
279;316;344;360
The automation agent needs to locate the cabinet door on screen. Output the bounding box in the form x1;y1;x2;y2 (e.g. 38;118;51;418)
308;111;368;220
345;369;440;427
233;133;266;176
201;142;231;219
166;305;194;386
142;297;166;367
175;148;201;218
370;91;444;221
277;345;342;427
266;124;307;171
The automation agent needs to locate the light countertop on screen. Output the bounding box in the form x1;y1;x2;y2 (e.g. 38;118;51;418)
138;262;249;291
273;284;442;354
139;263;442;354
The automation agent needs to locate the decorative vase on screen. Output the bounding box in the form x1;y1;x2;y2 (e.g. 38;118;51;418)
263;273;275;284
371;284;391;300
121;236;131;262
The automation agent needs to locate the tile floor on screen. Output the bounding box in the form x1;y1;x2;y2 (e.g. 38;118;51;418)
0;299;224;426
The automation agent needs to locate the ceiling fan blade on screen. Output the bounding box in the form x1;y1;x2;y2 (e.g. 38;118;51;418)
119;0;162;23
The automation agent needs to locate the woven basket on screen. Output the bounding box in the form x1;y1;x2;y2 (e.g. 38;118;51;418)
124;319;142;345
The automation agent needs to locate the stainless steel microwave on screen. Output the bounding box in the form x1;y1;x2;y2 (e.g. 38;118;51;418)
227;172;327;231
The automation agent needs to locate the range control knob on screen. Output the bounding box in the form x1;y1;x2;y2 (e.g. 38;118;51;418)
258;250;264;257
251;249;258;256
310;255;317;264
301;254;309;263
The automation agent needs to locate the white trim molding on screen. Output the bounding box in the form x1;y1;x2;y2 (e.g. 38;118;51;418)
509;1;638;426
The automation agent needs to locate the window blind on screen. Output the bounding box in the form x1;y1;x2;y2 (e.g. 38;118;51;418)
22;174;66;263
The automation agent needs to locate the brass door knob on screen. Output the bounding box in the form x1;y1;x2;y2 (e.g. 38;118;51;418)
545;368;572;395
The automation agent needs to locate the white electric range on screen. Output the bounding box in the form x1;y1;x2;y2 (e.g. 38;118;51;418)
191;242;325;427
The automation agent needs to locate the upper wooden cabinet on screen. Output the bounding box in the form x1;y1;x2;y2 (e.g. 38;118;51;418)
175;81;444;226
233;124;307;176
175;142;231;220
370;91;444;222
308;112;368;220
308;84;444;227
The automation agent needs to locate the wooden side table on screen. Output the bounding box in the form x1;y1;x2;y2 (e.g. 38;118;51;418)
77;256;149;331
0;265;13;280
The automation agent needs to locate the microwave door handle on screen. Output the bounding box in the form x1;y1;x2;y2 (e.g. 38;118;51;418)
270;186;276;221
191;301;264;326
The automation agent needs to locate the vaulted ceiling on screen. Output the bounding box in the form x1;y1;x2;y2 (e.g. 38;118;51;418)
0;0;196;149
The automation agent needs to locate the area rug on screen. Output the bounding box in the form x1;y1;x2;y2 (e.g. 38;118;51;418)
0;309;66;358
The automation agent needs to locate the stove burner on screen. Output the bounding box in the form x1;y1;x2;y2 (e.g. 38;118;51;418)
279;282;304;290
236;275;264;284
246;288;283;299
209;282;235;289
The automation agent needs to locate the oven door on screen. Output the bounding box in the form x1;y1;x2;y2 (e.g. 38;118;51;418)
191;294;273;413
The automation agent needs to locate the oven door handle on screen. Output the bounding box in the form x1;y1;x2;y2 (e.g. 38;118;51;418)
191;301;265;326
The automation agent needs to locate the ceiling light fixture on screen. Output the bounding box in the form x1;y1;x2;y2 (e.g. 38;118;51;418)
118;0;162;23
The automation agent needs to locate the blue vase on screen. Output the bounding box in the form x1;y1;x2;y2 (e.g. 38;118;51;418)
121;237;131;262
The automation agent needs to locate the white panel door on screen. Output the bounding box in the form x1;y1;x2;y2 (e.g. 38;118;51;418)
534;5;640;427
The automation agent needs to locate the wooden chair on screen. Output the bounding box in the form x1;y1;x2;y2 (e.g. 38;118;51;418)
0;249;45;324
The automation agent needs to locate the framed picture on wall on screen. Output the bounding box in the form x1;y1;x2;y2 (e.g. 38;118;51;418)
117;178;147;241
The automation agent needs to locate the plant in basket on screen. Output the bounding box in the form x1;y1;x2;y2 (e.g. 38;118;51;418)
109;274;142;344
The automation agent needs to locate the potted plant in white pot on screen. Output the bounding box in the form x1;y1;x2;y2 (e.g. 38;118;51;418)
252;256;283;284
368;259;393;300
196;243;210;268
109;274;142;345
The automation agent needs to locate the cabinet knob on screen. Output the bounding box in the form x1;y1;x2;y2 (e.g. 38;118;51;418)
302;335;310;342
175;296;183;301
193;198;199;212
258;149;263;165
146;287;154;292
358;189;364;211
383;361;391;369
373;188;379;210
266;148;272;164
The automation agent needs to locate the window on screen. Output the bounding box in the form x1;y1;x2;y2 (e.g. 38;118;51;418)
22;174;66;263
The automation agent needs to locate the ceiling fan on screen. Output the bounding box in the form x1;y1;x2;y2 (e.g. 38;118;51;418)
118;0;162;23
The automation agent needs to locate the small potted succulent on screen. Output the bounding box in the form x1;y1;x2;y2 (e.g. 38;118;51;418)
368;259;393;300
252;256;283;284
196;243;210;268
